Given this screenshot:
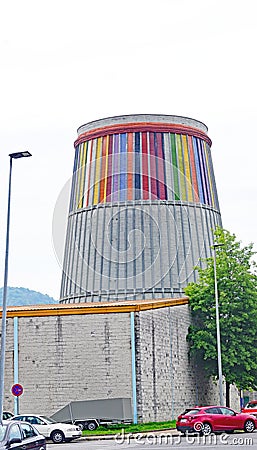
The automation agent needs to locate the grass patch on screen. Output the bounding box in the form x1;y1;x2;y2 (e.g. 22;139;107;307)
82;420;176;435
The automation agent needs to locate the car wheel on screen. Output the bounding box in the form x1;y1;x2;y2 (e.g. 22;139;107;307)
244;420;255;433
51;430;65;443
201;423;212;436
87;421;97;431
76;422;85;431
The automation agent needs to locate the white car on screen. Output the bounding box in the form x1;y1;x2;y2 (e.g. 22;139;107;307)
12;414;82;443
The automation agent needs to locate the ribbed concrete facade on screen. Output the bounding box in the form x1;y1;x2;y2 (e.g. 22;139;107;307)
60;114;221;303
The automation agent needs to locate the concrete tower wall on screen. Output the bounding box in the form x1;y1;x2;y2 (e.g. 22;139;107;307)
61;203;220;302
60;115;221;303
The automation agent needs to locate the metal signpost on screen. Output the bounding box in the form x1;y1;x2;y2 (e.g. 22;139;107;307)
11;383;23;416
0;152;32;422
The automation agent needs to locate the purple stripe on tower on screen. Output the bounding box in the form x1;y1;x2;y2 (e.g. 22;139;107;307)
156;132;166;200
149;132;157;199
113;134;119;201
120;133;127;201
135;132;141;200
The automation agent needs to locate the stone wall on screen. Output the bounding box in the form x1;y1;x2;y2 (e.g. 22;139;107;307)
135;305;240;420
3;313;132;415
2;304;240;420
135;305;198;421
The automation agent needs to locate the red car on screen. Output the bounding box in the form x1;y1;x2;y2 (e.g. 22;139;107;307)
176;406;257;435
242;401;257;417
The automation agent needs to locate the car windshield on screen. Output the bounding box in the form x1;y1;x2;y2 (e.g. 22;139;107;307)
246;403;257;409
3;412;13;419
0;424;7;442
40;416;56;424
183;409;200;416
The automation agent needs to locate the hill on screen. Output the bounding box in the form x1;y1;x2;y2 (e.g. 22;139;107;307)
0;287;58;306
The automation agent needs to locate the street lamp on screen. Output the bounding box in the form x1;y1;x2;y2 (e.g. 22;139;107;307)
213;242;224;406
0;151;32;422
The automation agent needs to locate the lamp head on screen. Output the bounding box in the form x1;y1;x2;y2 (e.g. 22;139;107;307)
9;151;32;159
213;243;224;248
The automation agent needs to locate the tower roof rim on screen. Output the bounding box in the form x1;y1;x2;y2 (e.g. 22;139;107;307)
77;114;208;135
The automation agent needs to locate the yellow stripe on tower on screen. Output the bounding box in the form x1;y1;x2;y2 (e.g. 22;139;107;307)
78;142;87;209
182;135;193;202
176;134;186;200
76;143;84;208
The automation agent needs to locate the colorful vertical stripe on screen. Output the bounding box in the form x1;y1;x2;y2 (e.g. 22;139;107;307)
70;130;219;211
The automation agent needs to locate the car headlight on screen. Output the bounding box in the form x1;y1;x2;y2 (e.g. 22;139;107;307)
66;427;77;431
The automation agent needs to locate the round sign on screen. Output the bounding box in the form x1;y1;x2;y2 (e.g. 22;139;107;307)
11;384;23;397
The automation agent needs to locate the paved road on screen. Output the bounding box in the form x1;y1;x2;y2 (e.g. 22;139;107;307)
47;431;257;450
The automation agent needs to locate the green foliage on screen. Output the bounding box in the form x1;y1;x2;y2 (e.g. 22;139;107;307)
185;227;257;390
82;420;176;435
0;286;57;306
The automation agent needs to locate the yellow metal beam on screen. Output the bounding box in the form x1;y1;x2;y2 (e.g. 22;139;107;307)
0;297;189;318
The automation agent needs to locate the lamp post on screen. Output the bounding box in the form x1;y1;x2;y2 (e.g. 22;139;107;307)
213;242;224;406
0;151;32;422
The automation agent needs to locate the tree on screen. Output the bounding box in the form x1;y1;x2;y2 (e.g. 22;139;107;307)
185;227;257;406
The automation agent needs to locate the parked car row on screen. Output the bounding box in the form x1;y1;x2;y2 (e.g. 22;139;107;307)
2;402;257;447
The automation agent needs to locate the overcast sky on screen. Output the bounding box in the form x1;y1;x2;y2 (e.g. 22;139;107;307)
0;0;256;300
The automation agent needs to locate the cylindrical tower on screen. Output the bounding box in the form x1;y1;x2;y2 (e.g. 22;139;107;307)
60;114;221;303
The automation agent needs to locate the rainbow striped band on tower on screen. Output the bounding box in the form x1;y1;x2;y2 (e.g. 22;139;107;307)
60;115;222;304
69;117;219;212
